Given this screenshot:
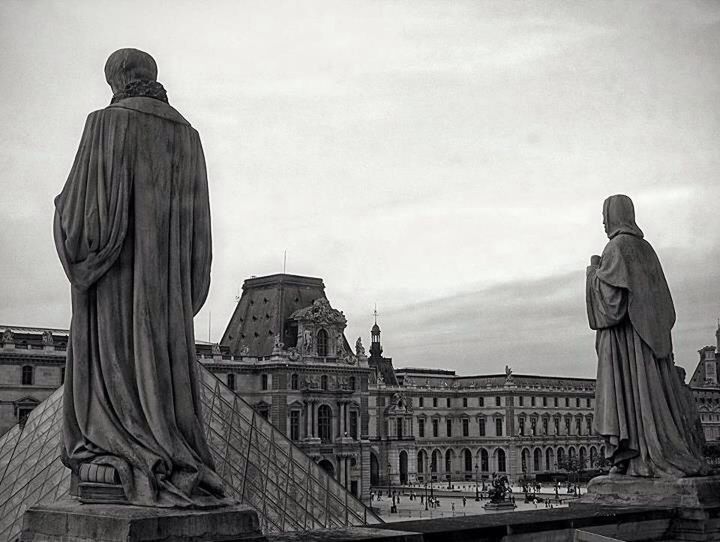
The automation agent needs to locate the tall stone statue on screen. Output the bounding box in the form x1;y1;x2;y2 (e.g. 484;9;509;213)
586;195;707;477
54;49;227;507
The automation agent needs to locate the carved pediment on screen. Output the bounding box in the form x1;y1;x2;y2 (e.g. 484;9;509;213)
291;298;347;327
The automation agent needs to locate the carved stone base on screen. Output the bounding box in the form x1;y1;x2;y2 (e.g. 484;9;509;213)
20;499;264;542
574;474;720;509
573;475;720;542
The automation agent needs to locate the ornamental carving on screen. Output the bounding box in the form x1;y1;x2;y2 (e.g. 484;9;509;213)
42;330;54;346
2;329;15;344
291;298;347;327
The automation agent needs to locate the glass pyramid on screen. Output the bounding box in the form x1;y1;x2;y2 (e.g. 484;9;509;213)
0;363;380;540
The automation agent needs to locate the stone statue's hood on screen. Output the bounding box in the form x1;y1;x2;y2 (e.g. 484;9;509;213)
108;97;190;126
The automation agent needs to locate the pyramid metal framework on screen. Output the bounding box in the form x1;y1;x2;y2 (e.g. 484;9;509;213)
0;363;381;541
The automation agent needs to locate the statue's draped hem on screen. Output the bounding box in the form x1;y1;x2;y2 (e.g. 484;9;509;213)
587;268;707;478
54;97;227;507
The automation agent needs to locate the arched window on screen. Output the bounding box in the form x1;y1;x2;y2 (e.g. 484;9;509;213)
418;450;425;473
521;448;529;472
227;373;236;390
496;449;506;472
590;446;597;467
431;450;439;473
480;449;489;471
545;448;554;471
464;449;472;472
318;405;332;442
445;449;453;473
579;446;587;467
317;329;328;357
557;447;565;465
349;376;356;390
569;447;577;461
533;448;541;472
321;375;328;391
291;373;299;390
21;365;33;386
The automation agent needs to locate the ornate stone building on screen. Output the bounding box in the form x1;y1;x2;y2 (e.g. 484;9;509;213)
688;323;720;443
368;363;603;487
0;326;67;433
217;274;372;501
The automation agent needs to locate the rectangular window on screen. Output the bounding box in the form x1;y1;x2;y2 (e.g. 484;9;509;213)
586;397;591;408
60;367;65;385
419;397;424;408
418;419;425;438
446;397;451;408
554;417;560;435
576;397;580;408
542;418;549;435
433;397;438;408
565;397;570;407
531;397;536;407
432;419;439;437
479;397;484;407
554;397;558;407
462;418;469;437
446;419;452;437
479;418;486;436
565;417;571;434
290;411;300;441
576;418;582;435
495;418;503;436
519;396;524;406
463;397;468;408
495;396;501;407
531;418;537;436
543;396;547;407
261;374;268;390
518;417;525;436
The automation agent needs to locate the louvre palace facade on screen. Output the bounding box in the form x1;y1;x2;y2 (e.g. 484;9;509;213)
0;273;714;504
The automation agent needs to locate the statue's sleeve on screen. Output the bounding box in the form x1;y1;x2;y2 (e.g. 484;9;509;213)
586;265;627;330
53;110;132;291
190;132;212;315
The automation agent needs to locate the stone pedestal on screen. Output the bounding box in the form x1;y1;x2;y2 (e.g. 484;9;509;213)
573;475;720;541
576;474;720;509
20;499;265;542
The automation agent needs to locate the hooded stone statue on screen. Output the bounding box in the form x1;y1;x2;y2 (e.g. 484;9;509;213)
54;48;228;507
586;194;707;477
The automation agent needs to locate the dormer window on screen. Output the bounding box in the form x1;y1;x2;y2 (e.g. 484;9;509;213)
317;329;328;357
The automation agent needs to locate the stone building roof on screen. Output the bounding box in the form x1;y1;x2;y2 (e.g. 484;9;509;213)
220;274;329;357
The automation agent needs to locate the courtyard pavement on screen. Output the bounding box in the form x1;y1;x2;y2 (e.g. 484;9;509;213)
369;482;577;522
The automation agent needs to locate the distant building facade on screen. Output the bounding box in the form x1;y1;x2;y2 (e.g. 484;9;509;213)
369;366;603;487
688;324;720;443
3;274;713;501
0;327;66;432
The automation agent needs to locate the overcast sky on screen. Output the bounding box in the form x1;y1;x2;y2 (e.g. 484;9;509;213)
1;1;719;379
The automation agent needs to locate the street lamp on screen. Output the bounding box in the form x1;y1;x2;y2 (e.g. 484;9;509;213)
475;463;480;501
424;455;429;511
388;463;397;514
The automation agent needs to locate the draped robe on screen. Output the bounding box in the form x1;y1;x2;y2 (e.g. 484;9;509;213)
586;231;707;477
54;96;227;506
